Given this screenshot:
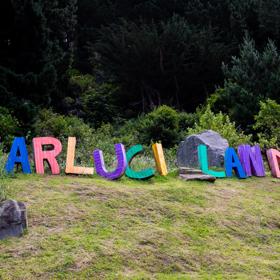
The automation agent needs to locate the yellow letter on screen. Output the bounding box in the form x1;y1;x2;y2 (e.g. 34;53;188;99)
152;143;168;176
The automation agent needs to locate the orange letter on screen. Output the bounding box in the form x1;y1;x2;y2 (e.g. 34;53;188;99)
152;143;168;176
65;137;94;175
33;137;62;175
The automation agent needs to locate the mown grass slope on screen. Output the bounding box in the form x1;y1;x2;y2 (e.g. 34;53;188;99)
0;174;279;279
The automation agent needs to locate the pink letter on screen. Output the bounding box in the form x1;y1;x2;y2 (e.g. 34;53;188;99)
33;137;62;175
267;149;280;179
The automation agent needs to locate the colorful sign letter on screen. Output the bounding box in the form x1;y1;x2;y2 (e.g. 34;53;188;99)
5;137;31;174
152;143;168;176
266;149;280;179
65;137;94;175
93;143;127;180
125;145;155;180
33;137;62;175
225;147;246;179
238;144;265;177
198;145;226;178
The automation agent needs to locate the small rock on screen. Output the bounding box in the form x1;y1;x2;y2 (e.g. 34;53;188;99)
179;173;216;182
179;167;204;175
179;167;216;182
0;200;27;240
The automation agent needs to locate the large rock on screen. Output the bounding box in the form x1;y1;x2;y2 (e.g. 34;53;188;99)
177;130;229;168
0;200;27;240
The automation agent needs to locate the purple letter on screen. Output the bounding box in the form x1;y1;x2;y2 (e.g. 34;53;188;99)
238;145;265;177
93;143;127;180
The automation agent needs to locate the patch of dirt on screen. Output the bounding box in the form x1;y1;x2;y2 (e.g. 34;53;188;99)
206;187;242;213
69;184;134;202
71;250;97;271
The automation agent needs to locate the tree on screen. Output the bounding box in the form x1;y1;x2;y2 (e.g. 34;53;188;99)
258;0;280;46
0;0;77;130
211;36;280;131
93;15;228;114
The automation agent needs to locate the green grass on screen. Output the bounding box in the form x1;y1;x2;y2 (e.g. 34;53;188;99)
0;174;280;279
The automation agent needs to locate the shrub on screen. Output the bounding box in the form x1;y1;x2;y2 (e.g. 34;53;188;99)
0;107;19;149
188;105;251;147
254;99;280;148
33;109;94;139
113;119;140;147
66;72;119;127
178;112;197;132
33;110;130;169
0;145;9;201
138;105;180;148
33;109;96;168
31;107;189;172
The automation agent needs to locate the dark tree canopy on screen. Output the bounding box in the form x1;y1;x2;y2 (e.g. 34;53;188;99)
1;0;280;133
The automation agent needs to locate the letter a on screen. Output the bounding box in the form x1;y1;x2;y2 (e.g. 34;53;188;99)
225;147;246;179
5;137;31;174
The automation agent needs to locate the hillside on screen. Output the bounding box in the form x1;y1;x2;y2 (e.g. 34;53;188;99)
0;175;279;279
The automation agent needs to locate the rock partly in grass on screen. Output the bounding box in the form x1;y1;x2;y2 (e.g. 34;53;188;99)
179;173;216;182
0;200;27;240
179;167;216;182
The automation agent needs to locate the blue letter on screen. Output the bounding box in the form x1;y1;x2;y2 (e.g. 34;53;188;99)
5;137;31;174
225;147;246;179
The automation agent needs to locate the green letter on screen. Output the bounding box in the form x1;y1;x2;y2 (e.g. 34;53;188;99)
125;145;155;180
198;145;226;178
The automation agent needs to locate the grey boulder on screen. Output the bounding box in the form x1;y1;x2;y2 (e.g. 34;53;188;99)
0;200;27;240
177;130;229;168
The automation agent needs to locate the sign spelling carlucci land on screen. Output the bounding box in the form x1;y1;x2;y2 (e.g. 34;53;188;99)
3;134;280;180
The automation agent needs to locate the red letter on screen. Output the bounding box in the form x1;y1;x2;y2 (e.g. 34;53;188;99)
33;137;62;175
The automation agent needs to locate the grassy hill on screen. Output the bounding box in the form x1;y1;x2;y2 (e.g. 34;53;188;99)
0;174;279;279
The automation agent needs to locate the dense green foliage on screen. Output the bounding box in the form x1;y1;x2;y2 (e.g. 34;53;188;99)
94;16;227;112
138;105;181;147
1;0;280;150
210;37;280;130
66;71;120;127
0;0;77;128
0;107;19;148
188;105;252;147
254;99;280;148
28;105;250;169
0;144;8;200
